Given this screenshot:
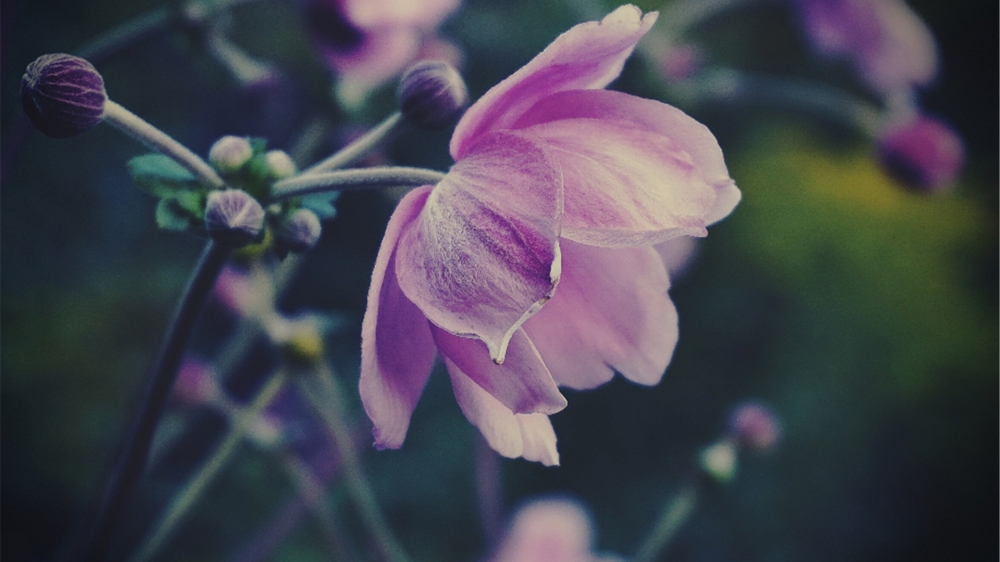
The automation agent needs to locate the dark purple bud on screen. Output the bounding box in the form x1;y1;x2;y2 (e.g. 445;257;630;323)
398;60;468;130
21;53;108;138
728;401;781;453
877;114;964;192
205;189;266;247
277;208;322;253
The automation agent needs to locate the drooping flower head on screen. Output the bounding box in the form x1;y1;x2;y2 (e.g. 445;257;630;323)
303;0;462;106
360;5;740;464
796;0;938;96
876;112;964;192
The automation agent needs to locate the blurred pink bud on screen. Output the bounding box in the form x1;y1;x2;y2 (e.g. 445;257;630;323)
213;265;256;314
173;359;223;407
492;498;621;562
877;114;964;192
728;401;782;453
657;44;705;82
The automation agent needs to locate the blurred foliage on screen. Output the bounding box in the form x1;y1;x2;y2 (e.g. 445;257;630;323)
2;0;996;561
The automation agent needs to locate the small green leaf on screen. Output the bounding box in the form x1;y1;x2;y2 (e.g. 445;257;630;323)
155;191;205;232
128;154;199;196
300;193;339;219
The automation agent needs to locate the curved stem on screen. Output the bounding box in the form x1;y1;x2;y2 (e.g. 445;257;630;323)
102;100;226;188
270;166;446;203
301;112;404;176
76;241;231;562
476;435;504;549
632;484;699;562
128;368;289;562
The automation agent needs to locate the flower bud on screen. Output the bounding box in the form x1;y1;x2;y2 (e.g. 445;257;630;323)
699;440;738;483
205;189;266;247
21;53;107;138
727;401;781;453
173;359;224;407
209;135;254;174
277;208;322;253
264;149;297;179
877;114;964;192
398;60;469;130
247;413;286;450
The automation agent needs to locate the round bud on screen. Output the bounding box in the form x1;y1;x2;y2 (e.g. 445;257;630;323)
398;60;469;130
205;189;266;247
21;53;108;138
877;114;964;192
209;136;254;174
277;208;322;253
173;359;223;407
700;440;738;483
264;149;297;179
727;401;781;453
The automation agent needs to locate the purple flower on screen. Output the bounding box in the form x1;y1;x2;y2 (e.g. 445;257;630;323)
303;0;461;104
360;5;740;464
491;498;622;562
876;113;964;192
797;0;937;95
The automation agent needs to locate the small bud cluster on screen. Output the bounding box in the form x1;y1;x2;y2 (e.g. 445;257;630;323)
699;401;782;484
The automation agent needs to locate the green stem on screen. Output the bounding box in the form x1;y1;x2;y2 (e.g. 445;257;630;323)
128;368;290;562
301;112;404;175
632;484;699;562
278;450;358;562
297;362;412;562
102;100;226;188
475;435;504;549
76;241;231;562
269;166;446;203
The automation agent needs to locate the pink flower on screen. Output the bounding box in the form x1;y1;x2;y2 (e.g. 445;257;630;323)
797;0;937;95
303;0;461;105
876;113;964;192
490;498;622;562
360;5;740;464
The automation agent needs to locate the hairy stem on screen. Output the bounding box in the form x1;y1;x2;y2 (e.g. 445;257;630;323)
270;166;445;202
632;484;699;562
301;112;404;175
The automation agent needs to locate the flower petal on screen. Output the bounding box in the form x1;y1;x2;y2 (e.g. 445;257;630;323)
434;325;567;415
359;186;438;449
345;0;460;30
450;5;657;159
524;117;717;247
396;131;563;363
445;356;560;465
524;240;677;389
512;89;740;226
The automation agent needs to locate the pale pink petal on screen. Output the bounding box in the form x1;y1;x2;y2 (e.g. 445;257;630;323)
434;326;566;415
524;240;677;389
396;131;563;363
493;499;594;562
451;5;657;159
445;357;560;465
512;89;740;225
327;27;421;104
345;0;460;30
359;186;438;449
524;117;716;247
859;0;938;93
516;414;560;466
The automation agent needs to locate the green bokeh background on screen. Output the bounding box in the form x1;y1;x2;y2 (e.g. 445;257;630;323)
2;0;996;561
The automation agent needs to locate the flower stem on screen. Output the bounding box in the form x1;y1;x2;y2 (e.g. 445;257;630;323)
278;450;358;562
270;166;445;202
632;484;699;562
476;435;504;549
297;362;412;562
76;240;231;562
301;112;403;175
128;368;290;562
102;100;226;188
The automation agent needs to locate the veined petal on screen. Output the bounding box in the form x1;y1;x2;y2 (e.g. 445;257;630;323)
450;5;657;159
396;131;563;363
524;240;677;389
525;117;717;247
445;356;560;465
434;325;567;415
512;89;740;225
359;186;438;450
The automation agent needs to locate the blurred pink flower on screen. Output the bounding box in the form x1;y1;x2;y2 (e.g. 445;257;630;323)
876;112;964;192
797;0;937;95
360;5;739;464
491;498;622;562
303;0;462;105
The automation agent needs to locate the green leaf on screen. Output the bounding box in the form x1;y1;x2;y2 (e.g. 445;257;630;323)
128;154;199;196
155;191;205;232
300;192;339;219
